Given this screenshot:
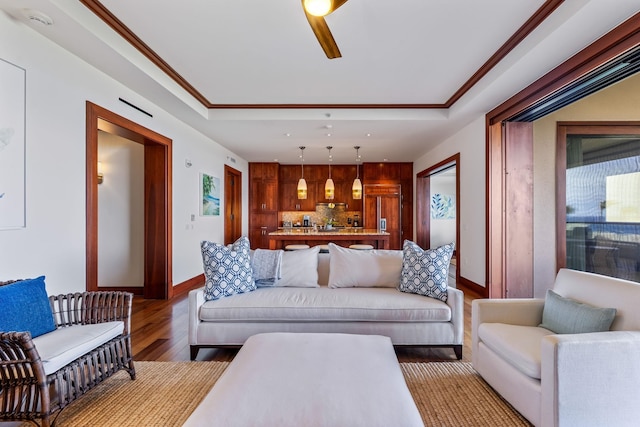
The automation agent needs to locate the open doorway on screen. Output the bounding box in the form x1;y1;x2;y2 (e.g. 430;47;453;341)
86;102;173;299
416;153;460;286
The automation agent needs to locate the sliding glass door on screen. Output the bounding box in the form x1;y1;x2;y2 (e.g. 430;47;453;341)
558;123;640;283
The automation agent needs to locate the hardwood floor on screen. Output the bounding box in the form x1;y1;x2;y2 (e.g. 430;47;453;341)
130;284;480;364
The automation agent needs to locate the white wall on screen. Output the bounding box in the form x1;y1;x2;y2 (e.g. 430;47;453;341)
97;132;144;287
414;118;486;286
532;72;640;297
430;171;457;248
0;13;248;295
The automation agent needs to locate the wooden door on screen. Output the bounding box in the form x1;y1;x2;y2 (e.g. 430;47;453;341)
224;165;242;245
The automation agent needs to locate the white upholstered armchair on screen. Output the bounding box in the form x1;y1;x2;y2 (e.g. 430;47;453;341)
472;268;640;427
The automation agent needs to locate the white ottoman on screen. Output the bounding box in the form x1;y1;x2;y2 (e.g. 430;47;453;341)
184;333;424;427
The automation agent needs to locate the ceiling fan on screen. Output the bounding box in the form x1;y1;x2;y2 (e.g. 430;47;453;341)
302;0;349;59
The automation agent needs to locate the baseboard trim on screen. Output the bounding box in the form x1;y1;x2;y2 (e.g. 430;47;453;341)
457;276;487;298
172;274;205;297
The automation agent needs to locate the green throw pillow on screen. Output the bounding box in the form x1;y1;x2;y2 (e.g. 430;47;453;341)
539;290;616;334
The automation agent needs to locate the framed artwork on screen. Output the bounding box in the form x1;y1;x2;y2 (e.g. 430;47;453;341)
200;172;220;216
0;59;26;229
431;193;456;219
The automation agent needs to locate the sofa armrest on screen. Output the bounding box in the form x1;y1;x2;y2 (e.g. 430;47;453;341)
188;287;206;346
471;298;545;365
49;291;133;334
446;287;464;345
541;331;640;427
0;331;51;420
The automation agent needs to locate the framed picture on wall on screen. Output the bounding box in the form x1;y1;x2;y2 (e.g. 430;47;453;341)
0;59;26;229
431;193;456;219
200;172;220;216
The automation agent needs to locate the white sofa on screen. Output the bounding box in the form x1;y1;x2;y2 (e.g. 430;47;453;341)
472;268;640;427
189;246;463;360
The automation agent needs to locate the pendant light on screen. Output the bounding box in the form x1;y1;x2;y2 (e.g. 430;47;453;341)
297;146;307;199
303;0;333;17
325;146;335;200
352;146;362;199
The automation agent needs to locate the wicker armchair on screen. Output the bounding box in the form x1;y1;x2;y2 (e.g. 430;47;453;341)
1;291;135;427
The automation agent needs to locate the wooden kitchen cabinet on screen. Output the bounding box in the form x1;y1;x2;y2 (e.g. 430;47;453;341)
249;163;279;249
279;165;318;211
250;179;278;212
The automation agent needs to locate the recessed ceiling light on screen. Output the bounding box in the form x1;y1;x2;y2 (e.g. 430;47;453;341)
326;133;331;137
285;133;291;137
22;9;53;26
366;133;371;137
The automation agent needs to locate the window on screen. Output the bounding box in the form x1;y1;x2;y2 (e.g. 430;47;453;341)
559;124;640;283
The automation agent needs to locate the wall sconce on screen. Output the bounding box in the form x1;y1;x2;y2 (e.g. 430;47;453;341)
97;161;104;184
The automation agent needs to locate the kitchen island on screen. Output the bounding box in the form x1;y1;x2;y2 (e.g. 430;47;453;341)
268;228;390;250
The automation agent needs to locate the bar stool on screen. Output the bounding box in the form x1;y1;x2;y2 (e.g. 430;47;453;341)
349;244;374;250
317;244;330;253
285;244;310;251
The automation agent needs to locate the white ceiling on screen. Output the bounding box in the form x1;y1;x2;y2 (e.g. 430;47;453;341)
2;0;639;164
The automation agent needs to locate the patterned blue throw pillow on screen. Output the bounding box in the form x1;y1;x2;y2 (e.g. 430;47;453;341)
400;241;454;302
201;236;255;301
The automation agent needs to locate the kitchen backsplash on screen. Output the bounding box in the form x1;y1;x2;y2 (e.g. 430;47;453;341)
281;204;362;227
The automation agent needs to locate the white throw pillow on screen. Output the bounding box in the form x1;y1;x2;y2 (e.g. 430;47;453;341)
328;243;402;288
276;246;321;288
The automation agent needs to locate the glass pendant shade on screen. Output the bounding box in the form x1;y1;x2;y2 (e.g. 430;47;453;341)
304;0;333;16
352;178;362;199
297;146;307;199
352;146;362;199
325;178;335;199
325;146;334;199
297;178;308;199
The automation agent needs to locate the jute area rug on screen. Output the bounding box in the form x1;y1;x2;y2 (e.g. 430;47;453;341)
38;361;531;426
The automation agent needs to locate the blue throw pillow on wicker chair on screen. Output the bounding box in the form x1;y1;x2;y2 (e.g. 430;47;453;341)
400;241;454;302
0;276;56;338
201;236;255;301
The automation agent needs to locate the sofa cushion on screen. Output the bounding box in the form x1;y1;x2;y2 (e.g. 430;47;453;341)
0;276;56;338
201;236;255;300
199;287;452;322
32;321;124;375
399;241;454;302
478;323;554;379
277;246;320;288
539;289;617;334
327;243;402;288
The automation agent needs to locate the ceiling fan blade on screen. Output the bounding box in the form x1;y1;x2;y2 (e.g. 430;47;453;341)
302;3;342;59
332;0;349;12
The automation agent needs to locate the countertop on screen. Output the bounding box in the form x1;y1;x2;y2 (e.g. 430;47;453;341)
269;228;389;236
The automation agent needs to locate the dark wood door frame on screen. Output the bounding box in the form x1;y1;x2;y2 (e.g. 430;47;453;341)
224;165;242;245
86;102;173;299
416;153;460;286
486;12;640;298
